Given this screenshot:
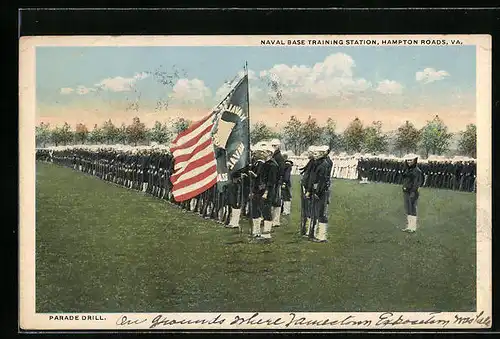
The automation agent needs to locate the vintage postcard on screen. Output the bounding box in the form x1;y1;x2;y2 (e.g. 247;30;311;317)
19;34;491;331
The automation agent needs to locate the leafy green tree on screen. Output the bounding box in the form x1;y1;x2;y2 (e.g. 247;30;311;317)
75;123;89;144
457;123;477;158
363;121;388;154
50;127;63;147
101;119;119;144
250;122;280;144
300;115;323;149
394;120;421;156
149;121;172;144
343;117;365;153
88;124;105;144
172;117;191;135
322;117;342;152
36;122;51;147
116;123;128;144
419;115;453;157
282;115;303;154
126;117;147;146
50;122;73;146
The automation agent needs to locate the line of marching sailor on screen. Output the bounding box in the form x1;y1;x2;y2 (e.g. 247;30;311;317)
357;155;476;192
37;144;175;200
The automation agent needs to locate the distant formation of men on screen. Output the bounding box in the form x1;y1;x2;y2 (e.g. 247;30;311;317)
357;157;476;192
37;145;174;198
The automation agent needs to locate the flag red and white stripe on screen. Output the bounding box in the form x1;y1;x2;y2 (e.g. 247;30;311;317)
169;112;218;202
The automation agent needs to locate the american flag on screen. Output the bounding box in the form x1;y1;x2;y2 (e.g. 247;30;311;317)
169;112;218;202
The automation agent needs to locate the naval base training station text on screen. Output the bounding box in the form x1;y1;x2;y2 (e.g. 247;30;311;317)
261;39;452;46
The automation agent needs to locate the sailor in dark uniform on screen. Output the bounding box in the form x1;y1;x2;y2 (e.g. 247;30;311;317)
281;154;293;216
248;145;269;239
125;149;134;189
157;149;169;198
226;166;248;228
140;150;150;192
152;148;163;197
260;145;280;240
241;159;252;217
401;154;423;233
268;139;285;227
147;150;156;194
130;149;138;190
299;147;315;236
305;145;332;242
166;152;175;201
132;149;140;190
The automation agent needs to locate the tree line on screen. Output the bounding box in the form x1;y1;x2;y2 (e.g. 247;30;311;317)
36;117;192;148
36;114;477;159
251;115;477;159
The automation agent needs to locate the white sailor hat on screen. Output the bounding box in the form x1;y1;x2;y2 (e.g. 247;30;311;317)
253;144;273;154
269;139;281;146
315;145;329;153
403;153;419;161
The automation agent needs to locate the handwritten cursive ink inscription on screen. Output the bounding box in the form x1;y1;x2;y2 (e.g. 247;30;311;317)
231;313;286;326
149;314;226;328
376;312;450;327
284;313;372;327
453;311;491;327
112;311;490;329
116;315;147;326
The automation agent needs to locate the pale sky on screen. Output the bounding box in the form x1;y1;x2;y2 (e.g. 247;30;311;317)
36;45;476;133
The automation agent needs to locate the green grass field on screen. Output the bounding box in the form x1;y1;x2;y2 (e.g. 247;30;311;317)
35;162;476;313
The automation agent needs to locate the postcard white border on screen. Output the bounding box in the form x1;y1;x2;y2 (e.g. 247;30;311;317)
19;34;492;330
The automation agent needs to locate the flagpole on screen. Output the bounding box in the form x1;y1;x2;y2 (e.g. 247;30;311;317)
245;61;251;163
244;61;252;238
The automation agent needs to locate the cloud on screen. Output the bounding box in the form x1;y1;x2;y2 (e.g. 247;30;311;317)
94;72;150;92
258;53;371;100
133;72;150;80
214;71;265;105
76;86;94;95
170;78;212;104
216;69;258;100
95;76;136;92
416;68;450;84
376;80;403;95
215;82;233;102
60;87;74;94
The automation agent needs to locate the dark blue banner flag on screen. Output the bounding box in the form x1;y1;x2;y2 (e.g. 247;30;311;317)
212;74;250;189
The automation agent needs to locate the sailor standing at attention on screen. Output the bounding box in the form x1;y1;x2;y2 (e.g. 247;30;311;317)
401;154;423;233
269;139;285;227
